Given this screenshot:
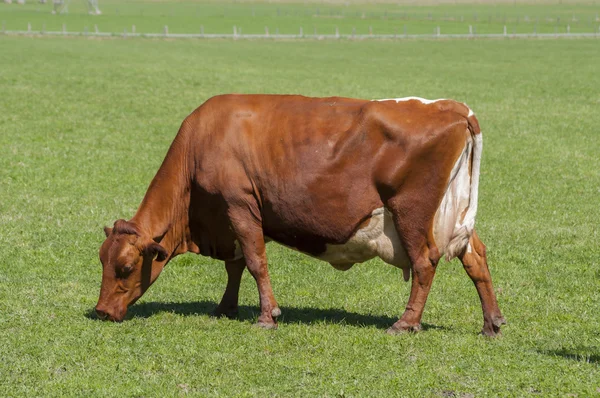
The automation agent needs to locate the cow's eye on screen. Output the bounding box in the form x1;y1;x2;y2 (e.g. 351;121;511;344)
116;265;133;278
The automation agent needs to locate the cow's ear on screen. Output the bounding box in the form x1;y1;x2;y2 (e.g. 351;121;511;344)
104;226;113;237
144;242;168;262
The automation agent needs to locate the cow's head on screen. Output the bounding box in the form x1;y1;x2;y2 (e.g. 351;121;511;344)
95;219;168;322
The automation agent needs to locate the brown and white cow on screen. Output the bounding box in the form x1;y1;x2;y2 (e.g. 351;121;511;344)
96;94;505;336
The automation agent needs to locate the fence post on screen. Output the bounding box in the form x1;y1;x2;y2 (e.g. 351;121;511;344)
42;23;45;34
503;25;507;36
62;23;66;34
567;24;570;34
300;26;303;38
335;26;339;38
200;25;204;36
233;25;237;38
436;26;440;36
164;25;168;37
369;26;373;36
469;25;473;36
265;26;269;37
275;27;279;37
314;26;316;37
404;24;407;37
94;24;98;34
132;25;135;34
2;21;5;34
123;28;127;38
27;22;31;33
84;26;88;35
352;27;355;39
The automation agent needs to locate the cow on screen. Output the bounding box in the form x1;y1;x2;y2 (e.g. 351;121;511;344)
96;94;505;336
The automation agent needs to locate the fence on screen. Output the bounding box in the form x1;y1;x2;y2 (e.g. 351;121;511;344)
2;23;600;40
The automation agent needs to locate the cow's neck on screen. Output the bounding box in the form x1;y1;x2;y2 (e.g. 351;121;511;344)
130;135;192;257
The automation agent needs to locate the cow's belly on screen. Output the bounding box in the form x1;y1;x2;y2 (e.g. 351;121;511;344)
313;208;410;271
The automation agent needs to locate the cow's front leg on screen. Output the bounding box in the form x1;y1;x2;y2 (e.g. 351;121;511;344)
228;207;280;329
214;258;246;319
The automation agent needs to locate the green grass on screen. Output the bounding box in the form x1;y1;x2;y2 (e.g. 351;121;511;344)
1;18;600;398
1;0;600;35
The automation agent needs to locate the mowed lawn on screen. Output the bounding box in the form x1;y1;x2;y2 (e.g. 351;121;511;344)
0;35;599;396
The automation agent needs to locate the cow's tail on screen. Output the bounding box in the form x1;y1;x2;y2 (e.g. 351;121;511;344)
444;110;482;260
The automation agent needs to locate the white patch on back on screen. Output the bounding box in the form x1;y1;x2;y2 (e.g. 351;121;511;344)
316;208;410;271
375;97;445;104
376;97;475;120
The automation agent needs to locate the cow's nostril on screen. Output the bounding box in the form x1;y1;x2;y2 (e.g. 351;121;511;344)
95;308;109;320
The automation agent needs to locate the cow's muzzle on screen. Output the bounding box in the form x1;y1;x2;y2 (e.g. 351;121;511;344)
95;305;124;322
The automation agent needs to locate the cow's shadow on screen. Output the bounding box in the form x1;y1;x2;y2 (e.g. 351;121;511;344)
538;347;600;364
86;300;447;331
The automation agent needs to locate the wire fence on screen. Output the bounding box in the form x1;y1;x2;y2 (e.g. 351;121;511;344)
3;18;600;40
3;27;600;40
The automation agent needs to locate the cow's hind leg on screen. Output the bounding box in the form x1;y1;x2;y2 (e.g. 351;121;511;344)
228;207;280;329
386;198;441;334
214;258;245;319
387;241;440;334
459;230;505;337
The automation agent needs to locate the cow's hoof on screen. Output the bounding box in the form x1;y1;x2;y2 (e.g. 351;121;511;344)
213;306;238;319
481;316;506;337
386;321;422;335
271;307;281;318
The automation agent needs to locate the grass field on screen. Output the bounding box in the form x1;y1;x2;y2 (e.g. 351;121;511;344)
1;2;600;396
2;0;600;35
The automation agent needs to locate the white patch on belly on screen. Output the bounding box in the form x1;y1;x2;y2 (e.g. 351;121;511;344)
316;208;410;271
